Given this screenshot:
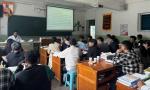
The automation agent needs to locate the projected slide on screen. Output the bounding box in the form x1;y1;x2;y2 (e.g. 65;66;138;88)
47;6;73;31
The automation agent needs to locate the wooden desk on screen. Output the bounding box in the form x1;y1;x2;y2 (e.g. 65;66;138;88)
116;82;136;90
39;47;49;65
77;60;116;90
52;56;65;84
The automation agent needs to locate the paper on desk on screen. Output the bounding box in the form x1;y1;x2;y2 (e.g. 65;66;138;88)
7;66;17;73
2;56;7;62
145;79;150;86
132;73;150;80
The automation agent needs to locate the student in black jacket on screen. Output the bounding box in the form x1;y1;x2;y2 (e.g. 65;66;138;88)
87;39;100;59
6;42;24;67
15;51;54;90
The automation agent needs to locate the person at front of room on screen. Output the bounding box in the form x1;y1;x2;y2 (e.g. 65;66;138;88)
7;32;23;43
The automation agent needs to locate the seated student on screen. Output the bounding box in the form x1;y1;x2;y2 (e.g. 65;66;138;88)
109;35;119;53
0;68;15;90
56;38;81;71
77;35;88;50
4;39;15;55
129;36;138;49
47;37;60;68
87;39;100;59
140;40;150;69
87;35;93;42
113;40;140;74
137;80;150;90
137;34;144;47
104;34;112;45
15;51;54;90
97;36;110;53
6;42;24;67
60;36;70;51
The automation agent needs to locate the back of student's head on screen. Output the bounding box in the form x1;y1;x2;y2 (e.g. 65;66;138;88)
143;40;150;47
97;37;104;42
11;42;21;51
106;34;112;38
137;34;143;40
88;39;97;47
69;38;77;46
24;50;38;65
130;36;137;41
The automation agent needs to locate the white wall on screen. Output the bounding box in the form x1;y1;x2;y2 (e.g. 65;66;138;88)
0;1;86;36
85;0;150;37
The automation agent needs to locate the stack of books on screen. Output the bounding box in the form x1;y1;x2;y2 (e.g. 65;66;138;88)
117;74;140;87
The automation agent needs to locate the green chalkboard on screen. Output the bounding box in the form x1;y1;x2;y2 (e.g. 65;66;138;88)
8;15;72;36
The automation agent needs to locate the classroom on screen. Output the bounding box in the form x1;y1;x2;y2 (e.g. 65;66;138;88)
0;0;150;90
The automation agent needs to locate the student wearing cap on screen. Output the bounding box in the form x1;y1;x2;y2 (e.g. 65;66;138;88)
15;51;54;90
6;42;24;67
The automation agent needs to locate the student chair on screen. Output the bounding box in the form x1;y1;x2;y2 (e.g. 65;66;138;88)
64;70;76;90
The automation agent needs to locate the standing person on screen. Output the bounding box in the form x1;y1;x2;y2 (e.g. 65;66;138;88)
7;32;23;43
15;51;54;90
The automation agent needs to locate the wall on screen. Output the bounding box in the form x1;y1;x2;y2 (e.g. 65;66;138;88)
0;0;86;36
85;0;150;38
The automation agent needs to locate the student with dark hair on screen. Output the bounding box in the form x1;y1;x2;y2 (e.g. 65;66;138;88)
4;39;15;55
104;34;112;45
57;38;81;71
7;32;23;43
6;42;24;67
15;50;54;90
137;34;144;47
140;40;150;68
97;37;110;53
60;36;70;51
110;41;140;90
129;36;138;49
87;39;100;59
77;35;88;50
113;40;140;74
87;35;93;42
109;35;119;53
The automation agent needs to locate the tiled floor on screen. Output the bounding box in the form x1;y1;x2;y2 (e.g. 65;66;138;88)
51;79;69;90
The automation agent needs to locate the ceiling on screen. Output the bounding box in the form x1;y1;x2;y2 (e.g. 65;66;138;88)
4;0;145;10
